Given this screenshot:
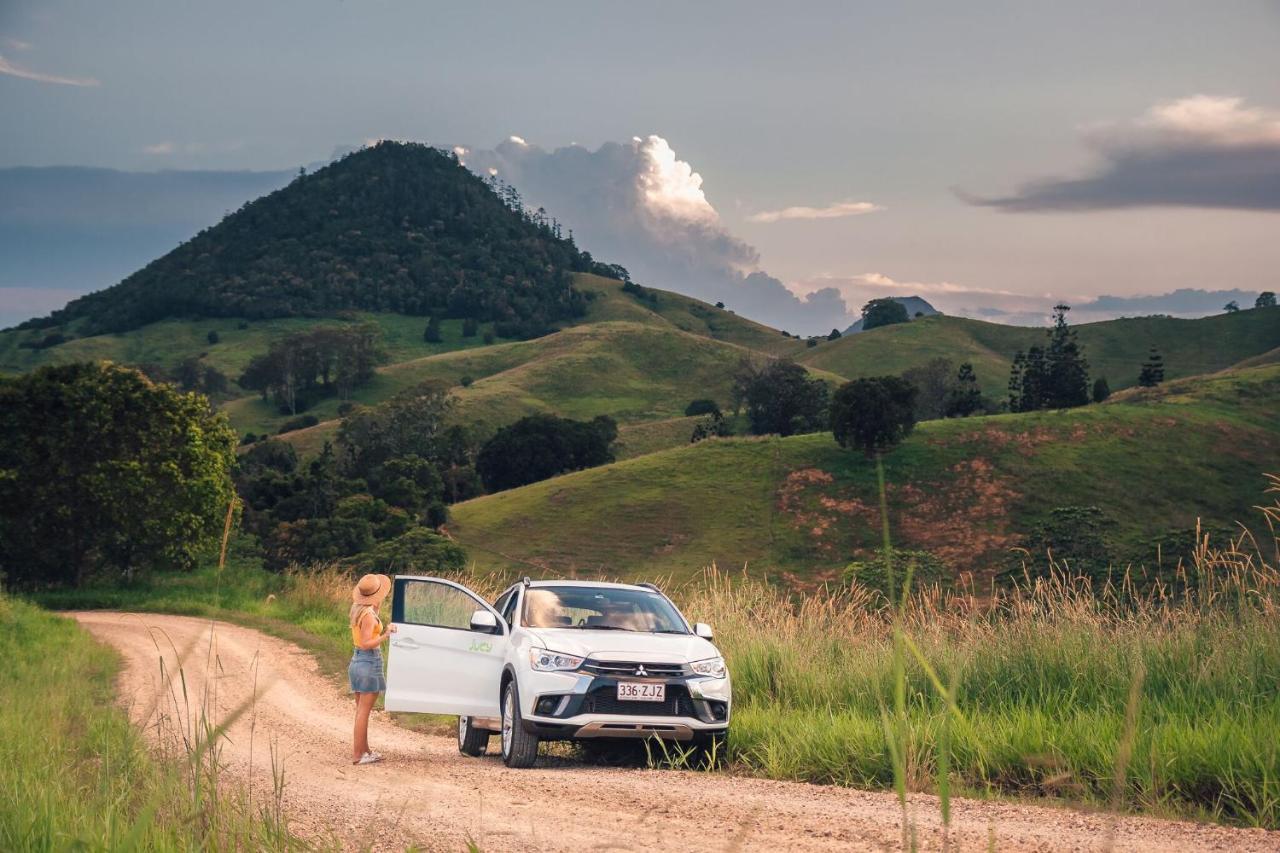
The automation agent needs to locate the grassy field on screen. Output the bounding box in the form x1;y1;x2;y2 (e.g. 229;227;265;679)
33;482;1280;830
798;307;1280;401
0;593;311;850
448;364;1280;582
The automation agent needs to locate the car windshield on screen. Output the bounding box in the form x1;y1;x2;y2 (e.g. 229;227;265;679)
522;586;688;633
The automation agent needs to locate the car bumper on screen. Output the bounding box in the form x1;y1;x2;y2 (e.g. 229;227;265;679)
519;670;731;741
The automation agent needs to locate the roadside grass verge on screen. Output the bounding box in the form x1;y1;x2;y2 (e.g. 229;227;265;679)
0;594;313;850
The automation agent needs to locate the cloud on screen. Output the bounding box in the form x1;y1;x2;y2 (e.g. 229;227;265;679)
0;52;99;87
461;135;851;334
746;200;882;223
965;95;1280;212
4;38;33;51
143;142;175;155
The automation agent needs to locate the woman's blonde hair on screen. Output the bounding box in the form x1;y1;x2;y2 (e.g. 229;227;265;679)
349;602;377;628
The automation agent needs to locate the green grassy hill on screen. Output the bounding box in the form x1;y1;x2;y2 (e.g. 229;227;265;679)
799;307;1280;401
448;363;1280;583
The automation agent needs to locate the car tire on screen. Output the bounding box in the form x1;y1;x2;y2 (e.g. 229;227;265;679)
500;680;539;768
457;716;489;757
690;731;728;770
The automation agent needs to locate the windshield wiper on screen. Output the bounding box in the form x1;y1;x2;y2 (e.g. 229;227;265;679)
651;629;689;635
551;625;637;631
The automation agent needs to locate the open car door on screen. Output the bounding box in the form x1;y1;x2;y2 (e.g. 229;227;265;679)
384;576;507;717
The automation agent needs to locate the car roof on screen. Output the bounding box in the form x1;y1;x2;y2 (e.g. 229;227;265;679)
527;579;657;592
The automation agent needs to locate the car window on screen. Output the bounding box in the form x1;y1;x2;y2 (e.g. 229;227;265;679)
522;587;687;633
399;581;481;630
501;590;520;627
493;589;512;615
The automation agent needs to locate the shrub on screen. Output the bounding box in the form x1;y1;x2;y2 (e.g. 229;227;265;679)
349;527;466;575
277;414;319;433
684;398;721;417
207;329;220;344
842;548;950;600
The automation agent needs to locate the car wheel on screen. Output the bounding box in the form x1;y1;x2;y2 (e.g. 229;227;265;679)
690;731;728;770
457;715;489;757
500;680;539;768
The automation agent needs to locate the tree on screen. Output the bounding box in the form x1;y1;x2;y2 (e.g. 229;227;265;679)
1258;292;1277;309
861;298;909;331
462;316;479;337
684;399;721;417
337;381;453;476
827;328;843;341
207;329;220;344
476;414;617;492
944;362;984;417
0;362;238;588
1092;376;1111;403
1224;300;1240;313
1008;305;1089;412
830;376;918;458
690;411;732;443
901;358;955;420
734;359;829;437
1138;347;1164;387
424;314;443;343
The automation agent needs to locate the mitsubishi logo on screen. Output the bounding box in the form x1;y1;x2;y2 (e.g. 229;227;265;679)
634;665;648;677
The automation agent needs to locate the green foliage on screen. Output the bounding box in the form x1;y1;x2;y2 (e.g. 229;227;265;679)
842;548;950;599
277;413;318;433
461;316;479;337
862;298;910;331
734;359;829;437
944;361;984;417
1093;376;1111;403
28;142;594;335
476;414;618;492
830;376;917;457
423;314;442;344
0;362;237;588
901;357;954;421
684;398;721;417
1013;506;1115;580
1139;346;1165;387
239;324;386;413
1257;292;1277;309
690;411;732;443
827;328;842;341
336;381;453;474
1009;305;1090;411
206;329;220;345
349;527;467;575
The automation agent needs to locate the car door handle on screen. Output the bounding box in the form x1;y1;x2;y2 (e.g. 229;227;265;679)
391;638;422;650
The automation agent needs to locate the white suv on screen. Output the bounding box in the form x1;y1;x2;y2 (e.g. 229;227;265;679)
384;576;731;768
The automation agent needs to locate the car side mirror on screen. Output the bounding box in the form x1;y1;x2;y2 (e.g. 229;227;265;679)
694;622;714;640
470;609;500;633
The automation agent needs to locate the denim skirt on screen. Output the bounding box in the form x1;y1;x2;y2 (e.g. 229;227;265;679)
349;648;386;694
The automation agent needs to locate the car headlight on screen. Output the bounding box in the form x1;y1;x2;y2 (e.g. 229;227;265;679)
690;656;727;678
529;648;585;672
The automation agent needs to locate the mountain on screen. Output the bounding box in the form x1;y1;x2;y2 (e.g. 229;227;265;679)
18;142;601;336
842;296;940;334
448;362;1280;582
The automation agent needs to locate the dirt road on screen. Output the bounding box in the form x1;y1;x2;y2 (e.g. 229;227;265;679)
74;612;1277;852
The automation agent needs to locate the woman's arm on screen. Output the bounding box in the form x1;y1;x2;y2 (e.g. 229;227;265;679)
354;611;394;650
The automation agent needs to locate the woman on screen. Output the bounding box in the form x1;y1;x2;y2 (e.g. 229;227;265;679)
349;573;396;765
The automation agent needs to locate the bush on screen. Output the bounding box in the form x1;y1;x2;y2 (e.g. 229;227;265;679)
684;398;721;417
207;329;220;344
830;376;917;457
477;414;617;492
460;375;474;388
842;548;950;600
277;414;319;433
349;527;466;575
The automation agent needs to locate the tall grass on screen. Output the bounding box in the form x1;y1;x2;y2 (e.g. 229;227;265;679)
0;595;312;850
680;475;1280;827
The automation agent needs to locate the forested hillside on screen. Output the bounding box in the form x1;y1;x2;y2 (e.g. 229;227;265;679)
19;142;601;336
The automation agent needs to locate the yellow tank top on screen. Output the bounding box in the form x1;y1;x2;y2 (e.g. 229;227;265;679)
351;608;382;647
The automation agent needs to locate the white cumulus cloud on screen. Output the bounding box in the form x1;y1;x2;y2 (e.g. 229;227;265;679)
0;53;99;87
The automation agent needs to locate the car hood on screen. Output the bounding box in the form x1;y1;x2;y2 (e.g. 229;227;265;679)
525;627;720;663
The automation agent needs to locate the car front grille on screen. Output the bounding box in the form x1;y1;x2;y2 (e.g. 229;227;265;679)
582;684;696;717
582;659;688;678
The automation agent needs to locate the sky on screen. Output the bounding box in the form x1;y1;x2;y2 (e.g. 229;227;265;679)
2;1;1279;331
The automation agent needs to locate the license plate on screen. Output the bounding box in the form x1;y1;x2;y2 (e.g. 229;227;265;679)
617;682;665;702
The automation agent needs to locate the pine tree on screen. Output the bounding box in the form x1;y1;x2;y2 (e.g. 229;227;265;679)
946;362;983;417
1138;347;1164;387
424;314;443;344
1092;376;1110;403
1008;351;1025;412
1043;304;1090;408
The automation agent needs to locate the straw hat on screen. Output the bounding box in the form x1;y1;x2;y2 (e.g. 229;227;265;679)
352;573;391;606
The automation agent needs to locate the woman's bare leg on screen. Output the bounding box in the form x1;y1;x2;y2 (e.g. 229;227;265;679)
353;692;377;762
